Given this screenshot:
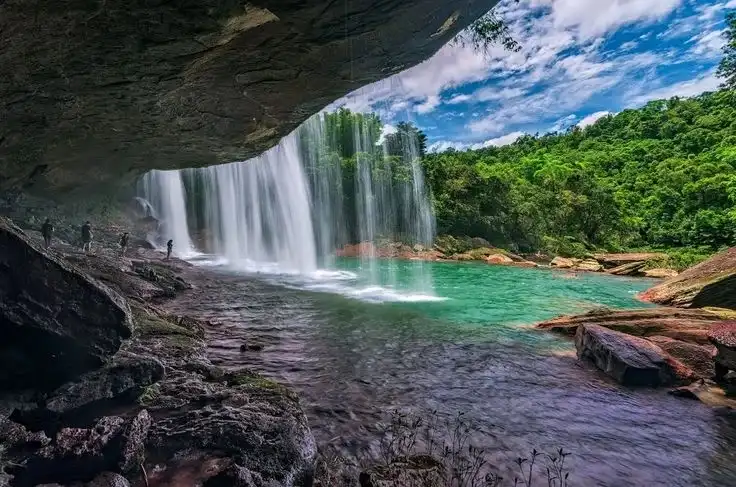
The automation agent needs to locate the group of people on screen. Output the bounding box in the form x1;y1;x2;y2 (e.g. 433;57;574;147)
40;218;174;259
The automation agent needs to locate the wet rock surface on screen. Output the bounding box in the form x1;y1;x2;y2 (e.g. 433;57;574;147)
0;217;132;391
639;247;736;309
0;217;316;487
575;324;695;387
1;0;497;198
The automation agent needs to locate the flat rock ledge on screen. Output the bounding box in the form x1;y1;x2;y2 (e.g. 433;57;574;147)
535;308;736;391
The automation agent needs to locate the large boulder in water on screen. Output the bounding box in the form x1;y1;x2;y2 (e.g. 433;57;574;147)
638;248;736;309
575;324;696;387
0;217;132;391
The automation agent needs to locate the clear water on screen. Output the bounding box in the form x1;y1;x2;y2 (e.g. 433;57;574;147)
170;260;736;487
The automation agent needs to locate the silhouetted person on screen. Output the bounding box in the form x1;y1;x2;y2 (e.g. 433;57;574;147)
81;221;93;253
119;232;130;256
41;218;54;248
166;239;173;260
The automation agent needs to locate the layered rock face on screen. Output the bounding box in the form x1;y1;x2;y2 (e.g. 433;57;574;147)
1;0;498;198
639;248;736;309
0;217;132;391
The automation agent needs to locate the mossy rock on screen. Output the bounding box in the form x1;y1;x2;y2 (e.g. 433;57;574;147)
224;369;297;400
131;306;204;340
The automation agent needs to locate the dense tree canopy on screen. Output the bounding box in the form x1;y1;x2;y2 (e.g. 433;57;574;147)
421;90;736;255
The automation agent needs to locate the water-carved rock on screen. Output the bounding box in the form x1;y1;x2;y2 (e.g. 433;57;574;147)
575;324;696;387
639;248;736;309
536;307;724;345
0;217;132;391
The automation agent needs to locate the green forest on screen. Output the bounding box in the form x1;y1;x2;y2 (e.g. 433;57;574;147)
322;12;736;265
422;89;736;259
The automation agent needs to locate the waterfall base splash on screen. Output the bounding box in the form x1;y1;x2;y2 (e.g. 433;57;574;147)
139;110;438;300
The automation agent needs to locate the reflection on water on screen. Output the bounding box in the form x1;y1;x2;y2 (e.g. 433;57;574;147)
169;261;736;486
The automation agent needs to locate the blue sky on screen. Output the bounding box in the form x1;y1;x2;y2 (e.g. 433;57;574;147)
331;0;735;151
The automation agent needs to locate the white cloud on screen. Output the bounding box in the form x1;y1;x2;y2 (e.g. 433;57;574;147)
689;29;726;58
549;114;577;132
577;111;612;128
472;131;526;148
629;70;721;106
447;94;472;104
427;131;526;152
415;95;441;114
532;0;682;39
376;124;398;146
427;140;470;152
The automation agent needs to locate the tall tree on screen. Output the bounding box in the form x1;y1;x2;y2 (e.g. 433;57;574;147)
717;12;736;89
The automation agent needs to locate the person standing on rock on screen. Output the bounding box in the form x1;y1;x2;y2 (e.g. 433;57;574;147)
166;239;173;260
41;218;54;248
81;221;93;253
119;232;130;256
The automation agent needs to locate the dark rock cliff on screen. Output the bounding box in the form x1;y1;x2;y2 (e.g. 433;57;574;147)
1;0;498;198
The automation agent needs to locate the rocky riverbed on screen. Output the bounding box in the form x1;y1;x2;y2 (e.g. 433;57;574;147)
535;248;736;408
0;217;316;487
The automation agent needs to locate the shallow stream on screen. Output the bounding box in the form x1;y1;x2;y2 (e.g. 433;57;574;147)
171;260;736;486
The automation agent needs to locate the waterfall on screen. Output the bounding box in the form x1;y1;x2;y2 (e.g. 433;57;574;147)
139;111;436;289
139;170;194;257
185;133;318;273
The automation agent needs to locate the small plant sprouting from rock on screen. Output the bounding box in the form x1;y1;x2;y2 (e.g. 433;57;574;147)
316;410;572;486
453;1;522;55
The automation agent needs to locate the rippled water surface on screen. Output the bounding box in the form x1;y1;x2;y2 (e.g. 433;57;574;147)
172;260;736;486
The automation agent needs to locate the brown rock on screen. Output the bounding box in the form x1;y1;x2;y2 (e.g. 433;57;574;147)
646;336;715;379
594;253;667;267
551;256;576;269
485;253;514;265
606;261;646;276
708;321;736;380
642;268;679;279
575;324;696;387
576;259;604;272
638;248;735;309
536;307;725;344
669;381;736;409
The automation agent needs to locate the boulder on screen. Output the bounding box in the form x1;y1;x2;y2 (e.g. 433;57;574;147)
575;324;696;387
43;353;165;419
536;307;725;345
11;411;150;485
606;261;645;276
593;252;667;267
642;268;679;279
485;253;514;265
0;217;132;391
639;248;736;309
646;336;715;380
708;321;736;381
550;256;576;269
359;455;445;487
143;368;316;486
576;259;604;272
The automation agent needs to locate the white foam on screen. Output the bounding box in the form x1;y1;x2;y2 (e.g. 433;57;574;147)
186;255;446;304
